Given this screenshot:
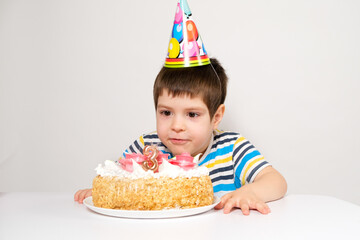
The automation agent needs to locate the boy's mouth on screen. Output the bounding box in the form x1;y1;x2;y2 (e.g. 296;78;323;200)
169;138;188;145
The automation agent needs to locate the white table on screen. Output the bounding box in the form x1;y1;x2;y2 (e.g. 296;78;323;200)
1;193;360;240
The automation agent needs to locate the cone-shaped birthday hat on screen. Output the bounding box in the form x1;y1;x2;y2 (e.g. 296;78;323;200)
165;0;210;68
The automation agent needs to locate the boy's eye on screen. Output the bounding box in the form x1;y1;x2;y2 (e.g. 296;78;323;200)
160;110;172;116
188;112;199;118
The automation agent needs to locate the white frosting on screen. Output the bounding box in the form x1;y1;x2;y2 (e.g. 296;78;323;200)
95;160;125;177
95;159;209;179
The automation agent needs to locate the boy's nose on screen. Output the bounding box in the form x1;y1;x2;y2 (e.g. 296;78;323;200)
171;116;185;132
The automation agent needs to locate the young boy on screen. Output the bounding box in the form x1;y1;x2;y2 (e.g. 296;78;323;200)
75;58;287;215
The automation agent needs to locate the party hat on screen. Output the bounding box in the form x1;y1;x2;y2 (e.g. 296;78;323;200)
165;0;210;68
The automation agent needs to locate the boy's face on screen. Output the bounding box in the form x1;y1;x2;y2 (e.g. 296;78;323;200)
156;89;224;157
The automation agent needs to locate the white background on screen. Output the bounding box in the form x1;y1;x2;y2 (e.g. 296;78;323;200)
1;0;359;205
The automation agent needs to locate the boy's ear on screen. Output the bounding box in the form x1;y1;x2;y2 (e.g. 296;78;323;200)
213;104;225;129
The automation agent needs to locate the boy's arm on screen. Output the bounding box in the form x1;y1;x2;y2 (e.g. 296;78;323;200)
245;166;287;202
215;166;287;215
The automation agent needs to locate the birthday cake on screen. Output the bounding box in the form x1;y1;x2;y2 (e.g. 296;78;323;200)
92;146;214;210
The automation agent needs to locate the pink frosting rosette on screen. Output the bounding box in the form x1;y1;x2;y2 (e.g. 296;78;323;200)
168;152;196;170
119;151;170;172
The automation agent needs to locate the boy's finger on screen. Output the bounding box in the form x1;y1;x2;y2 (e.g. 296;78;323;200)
74;190;81;201
255;202;265;213
83;190;92;202
223;198;236;214
259;203;271;214
85;190;91;199
254;202;270;214
214;193;232;210
78;191;87;203
240;203;250;215
214;202;223;210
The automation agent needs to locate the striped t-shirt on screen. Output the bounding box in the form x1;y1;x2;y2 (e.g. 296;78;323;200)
122;130;270;197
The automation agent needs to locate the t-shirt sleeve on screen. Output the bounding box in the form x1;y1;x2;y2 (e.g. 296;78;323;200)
233;136;271;187
121;135;145;158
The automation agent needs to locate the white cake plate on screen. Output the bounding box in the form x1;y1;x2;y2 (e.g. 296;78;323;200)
84;196;220;219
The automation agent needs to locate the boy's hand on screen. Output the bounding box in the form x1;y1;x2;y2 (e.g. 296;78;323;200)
214;186;271;215
215;166;286;215
74;189;92;204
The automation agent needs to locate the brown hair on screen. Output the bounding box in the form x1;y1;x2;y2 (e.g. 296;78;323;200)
153;58;228;118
